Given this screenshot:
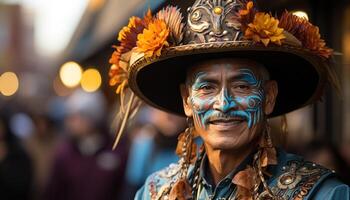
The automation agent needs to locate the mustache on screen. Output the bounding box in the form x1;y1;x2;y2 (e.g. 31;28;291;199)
204;111;248;123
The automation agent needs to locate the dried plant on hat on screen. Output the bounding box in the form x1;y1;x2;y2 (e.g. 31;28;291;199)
279;10;333;58
279;11;341;97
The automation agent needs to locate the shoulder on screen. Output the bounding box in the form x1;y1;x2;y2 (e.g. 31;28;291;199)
268;150;349;200
134;162;184;200
310;177;350;199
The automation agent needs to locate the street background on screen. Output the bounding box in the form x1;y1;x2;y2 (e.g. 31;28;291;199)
0;0;349;199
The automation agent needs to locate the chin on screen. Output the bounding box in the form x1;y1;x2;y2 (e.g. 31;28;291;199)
205;131;249;151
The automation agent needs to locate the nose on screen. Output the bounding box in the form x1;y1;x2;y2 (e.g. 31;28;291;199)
213;88;237;113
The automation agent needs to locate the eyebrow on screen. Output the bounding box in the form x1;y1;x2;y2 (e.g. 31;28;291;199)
190;69;260;85
232;69;258;85
192;72;219;84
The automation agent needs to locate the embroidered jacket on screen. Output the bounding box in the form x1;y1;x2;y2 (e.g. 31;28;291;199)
135;149;350;200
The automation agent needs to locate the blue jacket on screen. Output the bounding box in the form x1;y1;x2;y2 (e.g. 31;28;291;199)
135;149;350;199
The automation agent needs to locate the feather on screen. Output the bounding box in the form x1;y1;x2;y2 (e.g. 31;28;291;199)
156;6;184;45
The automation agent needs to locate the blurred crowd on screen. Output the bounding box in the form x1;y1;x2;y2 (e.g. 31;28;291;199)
0;89;349;200
0;89;186;200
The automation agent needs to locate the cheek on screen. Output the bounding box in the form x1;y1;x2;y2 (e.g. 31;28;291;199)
236;91;264;111
247;96;263;109
190;95;214;113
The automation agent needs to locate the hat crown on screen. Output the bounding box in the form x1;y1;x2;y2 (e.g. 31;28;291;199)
185;0;244;44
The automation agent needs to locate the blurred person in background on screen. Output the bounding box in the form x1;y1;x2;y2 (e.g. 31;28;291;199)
0;105;33;200
24;113;59;200
43;90;128;200
122;107;186;199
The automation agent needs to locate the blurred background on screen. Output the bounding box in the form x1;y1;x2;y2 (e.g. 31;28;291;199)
0;0;349;199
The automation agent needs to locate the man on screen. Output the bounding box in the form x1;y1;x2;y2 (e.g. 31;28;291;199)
109;0;350;199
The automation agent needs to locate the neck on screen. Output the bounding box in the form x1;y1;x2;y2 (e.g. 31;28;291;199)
205;143;257;185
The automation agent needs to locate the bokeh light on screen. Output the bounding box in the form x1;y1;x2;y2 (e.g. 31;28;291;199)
292;11;309;21
59;61;82;88
88;0;106;11
0;72;19;96
81;68;102;92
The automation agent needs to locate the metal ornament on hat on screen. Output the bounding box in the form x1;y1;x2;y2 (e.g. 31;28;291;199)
185;0;244;44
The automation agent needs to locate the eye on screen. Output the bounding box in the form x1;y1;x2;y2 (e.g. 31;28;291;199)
233;83;251;91
199;84;215;91
237;85;250;90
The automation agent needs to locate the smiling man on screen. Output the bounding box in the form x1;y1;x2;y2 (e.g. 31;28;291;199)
180;58;277;187
109;0;350;199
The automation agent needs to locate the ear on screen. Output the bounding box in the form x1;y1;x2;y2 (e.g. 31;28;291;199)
180;84;193;117
264;80;278;115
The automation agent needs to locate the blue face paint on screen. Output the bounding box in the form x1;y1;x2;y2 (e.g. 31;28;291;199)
189;68;265;130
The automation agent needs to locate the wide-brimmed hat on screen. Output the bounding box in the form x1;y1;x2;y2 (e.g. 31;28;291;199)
109;0;339;122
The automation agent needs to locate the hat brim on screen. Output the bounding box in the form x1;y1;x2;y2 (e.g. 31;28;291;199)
129;41;328;117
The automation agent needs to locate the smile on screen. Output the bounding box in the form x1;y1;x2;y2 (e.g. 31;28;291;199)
208;117;245;126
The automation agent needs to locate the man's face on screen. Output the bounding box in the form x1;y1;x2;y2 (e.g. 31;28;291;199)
181;59;277;151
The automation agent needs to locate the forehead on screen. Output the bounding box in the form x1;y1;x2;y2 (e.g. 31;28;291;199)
187;58;265;80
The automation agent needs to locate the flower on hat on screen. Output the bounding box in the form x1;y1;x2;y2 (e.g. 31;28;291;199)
279;11;333;58
109;9;152;94
109;64;128;94
238;1;257;32
136;19;170;58
245;12;286;46
109;6;185;93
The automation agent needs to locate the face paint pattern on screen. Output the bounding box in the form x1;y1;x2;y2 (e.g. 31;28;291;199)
189;68;265;130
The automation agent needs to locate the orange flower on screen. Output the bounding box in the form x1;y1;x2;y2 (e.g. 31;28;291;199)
110;11;151;67
239;1;254;16
136;19;170;58
238;1;257;32
279;11;333;58
109;9;153;94
245;12;285;46
109;64;128;94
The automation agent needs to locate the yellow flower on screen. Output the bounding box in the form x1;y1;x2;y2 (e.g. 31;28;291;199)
136;19;170;58
245;12;285;46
